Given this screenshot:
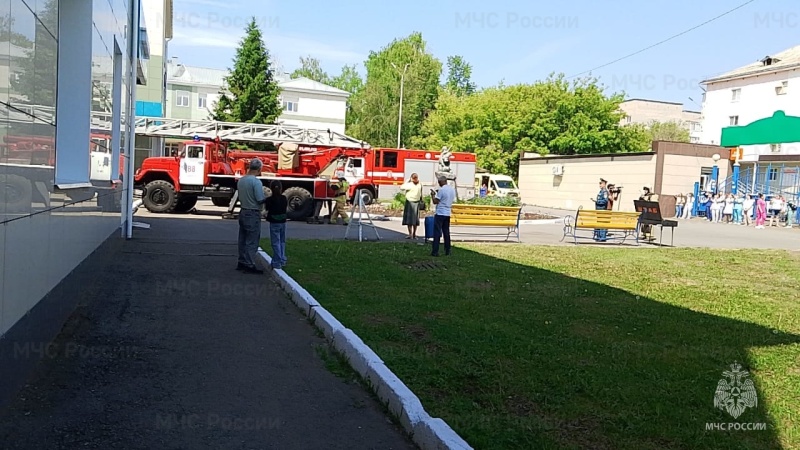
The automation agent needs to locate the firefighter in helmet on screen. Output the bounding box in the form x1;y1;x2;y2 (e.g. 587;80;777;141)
329;171;350;225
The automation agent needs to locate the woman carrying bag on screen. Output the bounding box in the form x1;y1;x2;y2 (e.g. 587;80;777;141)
400;173;424;239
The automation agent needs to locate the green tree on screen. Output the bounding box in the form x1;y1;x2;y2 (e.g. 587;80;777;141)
642;120;691;143
349;32;442;148
213;18;281;124
412;73;650;177
9;0;57;108
444;55;476;96
329;64;363;94
0;14;33;47
290;56;330;84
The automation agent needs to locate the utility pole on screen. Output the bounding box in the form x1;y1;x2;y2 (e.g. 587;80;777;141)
390;62;409;148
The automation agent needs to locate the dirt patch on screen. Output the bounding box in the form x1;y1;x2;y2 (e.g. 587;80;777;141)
362;314;396;327
407;260;445;271
504;395;539;417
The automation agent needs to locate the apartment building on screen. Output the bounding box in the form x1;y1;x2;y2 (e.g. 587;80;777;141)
619;98;703;143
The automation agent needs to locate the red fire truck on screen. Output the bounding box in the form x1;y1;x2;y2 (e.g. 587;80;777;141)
0;102;125;213
132;119;374;220
132;119;477;220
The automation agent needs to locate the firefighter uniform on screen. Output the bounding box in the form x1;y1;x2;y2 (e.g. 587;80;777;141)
329;177;350;225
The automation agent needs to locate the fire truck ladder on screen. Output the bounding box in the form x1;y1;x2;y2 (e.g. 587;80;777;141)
132;118;370;149
344;188;381;242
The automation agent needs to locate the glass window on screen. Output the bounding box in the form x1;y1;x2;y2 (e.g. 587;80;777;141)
176;90;190;107
382;151;398;168
198;93;207;109
9;0;36;104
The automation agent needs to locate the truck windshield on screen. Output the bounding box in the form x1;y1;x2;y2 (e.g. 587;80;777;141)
495;180;516;189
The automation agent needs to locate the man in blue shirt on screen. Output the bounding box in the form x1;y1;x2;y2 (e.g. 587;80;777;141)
431;175;456;257
236;159;267;274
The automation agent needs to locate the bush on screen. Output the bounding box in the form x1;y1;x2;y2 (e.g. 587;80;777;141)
456;195;521;207
389;192;406;210
389;192;432;211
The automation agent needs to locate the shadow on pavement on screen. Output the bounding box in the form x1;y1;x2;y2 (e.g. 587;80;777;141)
0;216;416;449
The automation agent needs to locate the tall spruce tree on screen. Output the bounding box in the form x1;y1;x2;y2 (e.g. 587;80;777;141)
213;18;281;123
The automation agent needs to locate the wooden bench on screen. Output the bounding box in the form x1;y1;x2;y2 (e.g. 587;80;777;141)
562;207;642;245
634;200;678;246
447;204;523;242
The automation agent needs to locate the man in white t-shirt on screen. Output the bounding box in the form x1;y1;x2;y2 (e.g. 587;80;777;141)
431;175;456;256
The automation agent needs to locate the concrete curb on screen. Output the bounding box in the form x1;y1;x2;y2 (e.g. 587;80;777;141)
256;249;474;450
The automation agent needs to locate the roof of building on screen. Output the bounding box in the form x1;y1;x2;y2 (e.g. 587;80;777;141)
702;44;800;84
277;77;350;96
0;41;31;58
166;61;349;97
620;98;683;106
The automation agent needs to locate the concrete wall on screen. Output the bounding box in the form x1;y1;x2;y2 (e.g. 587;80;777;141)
519;153;657;212
518;142;728;214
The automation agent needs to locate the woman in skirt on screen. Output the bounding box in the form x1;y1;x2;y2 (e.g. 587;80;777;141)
400;173;423;239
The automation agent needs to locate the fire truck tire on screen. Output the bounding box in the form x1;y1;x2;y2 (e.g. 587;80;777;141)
356;188;375;206
211;196;231;207
174;195;198;213
143;179;178;213
0;174;33;213
283;186;314;221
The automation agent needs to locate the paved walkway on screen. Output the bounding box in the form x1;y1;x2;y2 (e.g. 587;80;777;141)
132;200;800;249
0;218;415;449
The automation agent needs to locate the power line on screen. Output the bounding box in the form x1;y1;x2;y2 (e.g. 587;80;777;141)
567;0;759;78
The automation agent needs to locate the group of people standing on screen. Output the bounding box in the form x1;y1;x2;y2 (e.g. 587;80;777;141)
673;192;799;229
399;173;456;256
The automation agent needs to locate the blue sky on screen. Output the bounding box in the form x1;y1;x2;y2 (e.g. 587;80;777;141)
168;0;799;111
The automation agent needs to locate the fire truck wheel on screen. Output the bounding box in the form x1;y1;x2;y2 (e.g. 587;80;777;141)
356;188;375;206
143;179;177;213
211;196;232;207
0;174;33;213
283;186;314;221
174;195;198;213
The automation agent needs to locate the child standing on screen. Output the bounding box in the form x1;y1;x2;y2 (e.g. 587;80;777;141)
264;180;288;269
732;194;744;224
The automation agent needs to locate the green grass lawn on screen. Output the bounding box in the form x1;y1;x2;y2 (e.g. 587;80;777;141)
261;239;800;450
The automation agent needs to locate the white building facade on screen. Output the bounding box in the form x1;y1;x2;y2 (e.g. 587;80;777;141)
700;46;800;157
699;45;800;197
0;0;150;404
163;62;350;137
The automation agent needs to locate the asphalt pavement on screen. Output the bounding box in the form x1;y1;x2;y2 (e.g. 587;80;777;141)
0;216;415;449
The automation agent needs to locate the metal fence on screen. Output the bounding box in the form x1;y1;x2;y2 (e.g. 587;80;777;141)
719;164;800;203
687;163;800;218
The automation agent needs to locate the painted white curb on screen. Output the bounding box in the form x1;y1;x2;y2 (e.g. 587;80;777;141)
384;216;562;225
256;248;474;450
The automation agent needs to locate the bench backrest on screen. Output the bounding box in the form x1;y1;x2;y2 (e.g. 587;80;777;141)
576;209;641;228
634;200;664;223
451;204;522;224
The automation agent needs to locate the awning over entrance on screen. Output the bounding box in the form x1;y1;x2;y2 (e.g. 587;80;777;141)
720;110;800;147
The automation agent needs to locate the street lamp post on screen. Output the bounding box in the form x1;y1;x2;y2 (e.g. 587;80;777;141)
390;62;409;148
